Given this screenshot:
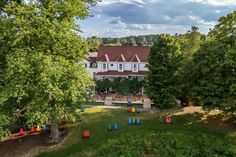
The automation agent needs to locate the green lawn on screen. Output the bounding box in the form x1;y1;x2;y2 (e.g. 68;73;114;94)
37;108;236;157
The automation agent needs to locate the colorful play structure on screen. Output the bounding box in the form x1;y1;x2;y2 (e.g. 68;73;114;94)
165;116;172;124
127;106;136;113
114;122;119;130
16;124;47;138
128;117;141;125
82;130;90;138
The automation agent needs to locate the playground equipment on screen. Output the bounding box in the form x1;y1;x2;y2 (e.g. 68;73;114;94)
30;127;36;133
18;128;26;136
42;124;46;131
108;124;112;131
131;107;135;113
128;117;141;125
128;118;132;125
132;118;136;124
165;116;172;124
127;107;131;112
83;130;90;138
36;125;42;132
136;117;141;125
113;122;119;130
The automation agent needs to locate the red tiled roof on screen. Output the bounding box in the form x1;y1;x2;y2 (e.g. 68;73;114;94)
100;54;110;61
116;54;126;62
97;46;150;62
95;70;148;76
130;54;140;62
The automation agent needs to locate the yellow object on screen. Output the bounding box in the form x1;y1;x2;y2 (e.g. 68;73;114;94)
131;107;135;113
36;125;42;132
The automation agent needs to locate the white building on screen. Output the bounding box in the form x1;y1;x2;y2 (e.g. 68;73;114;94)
84;46;150;80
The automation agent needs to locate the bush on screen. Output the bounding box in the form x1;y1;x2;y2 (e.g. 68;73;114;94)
95;131;236;157
96;78;144;94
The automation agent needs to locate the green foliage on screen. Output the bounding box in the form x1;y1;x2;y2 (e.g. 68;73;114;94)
86;34;158;50
96;78;144;94
192;40;236;116
209;11;236;46
191;11;236;117
96;132;235;157
177;26;205;104
146;34;182;109
103;43;122;46
0;0;94;139
87;36;102;52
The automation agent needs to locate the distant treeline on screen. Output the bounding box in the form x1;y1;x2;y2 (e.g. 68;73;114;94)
86;34;159;51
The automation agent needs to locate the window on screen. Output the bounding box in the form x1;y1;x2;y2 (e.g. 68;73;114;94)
110;64;114;66
91;63;97;67
133;64;138;72
119;64;123;71
103;63;107;70
85;63;87;68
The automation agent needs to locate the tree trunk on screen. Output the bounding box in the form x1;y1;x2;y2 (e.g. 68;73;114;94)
51;119;60;143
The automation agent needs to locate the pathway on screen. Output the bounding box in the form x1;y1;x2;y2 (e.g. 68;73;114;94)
83;105;215;115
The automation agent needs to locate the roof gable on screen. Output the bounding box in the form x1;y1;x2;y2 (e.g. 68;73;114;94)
100;54;110;61
97;46;149;62
130;54;140;62
116;54;126;62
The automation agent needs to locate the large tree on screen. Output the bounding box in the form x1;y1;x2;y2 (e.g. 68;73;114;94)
0;0;94;142
177;26;204;104
192;11;236;118
146;34;182;111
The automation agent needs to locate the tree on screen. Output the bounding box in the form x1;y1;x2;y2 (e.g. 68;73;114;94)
0;0;94;142
127;36;136;46
146;34;182;112
137;36;147;45
192;40;236;118
87;36;102;52
192;11;236;118
177;26;204;104
209;11;236;46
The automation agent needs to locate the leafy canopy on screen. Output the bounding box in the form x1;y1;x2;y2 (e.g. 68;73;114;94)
146;34;182;110
0;0;95;140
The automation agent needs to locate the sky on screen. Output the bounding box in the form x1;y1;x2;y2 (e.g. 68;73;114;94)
78;0;236;38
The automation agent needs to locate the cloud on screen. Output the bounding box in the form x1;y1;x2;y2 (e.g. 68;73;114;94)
94;0;234;26
188;0;236;6
98;0;160;6
80;0;236;37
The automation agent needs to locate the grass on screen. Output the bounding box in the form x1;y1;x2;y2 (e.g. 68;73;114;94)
37;108;236;157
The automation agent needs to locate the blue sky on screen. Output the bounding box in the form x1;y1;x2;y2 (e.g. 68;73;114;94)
78;0;236;38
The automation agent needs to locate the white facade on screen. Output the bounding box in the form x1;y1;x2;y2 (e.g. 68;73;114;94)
84;61;148;80
84;46;150;80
